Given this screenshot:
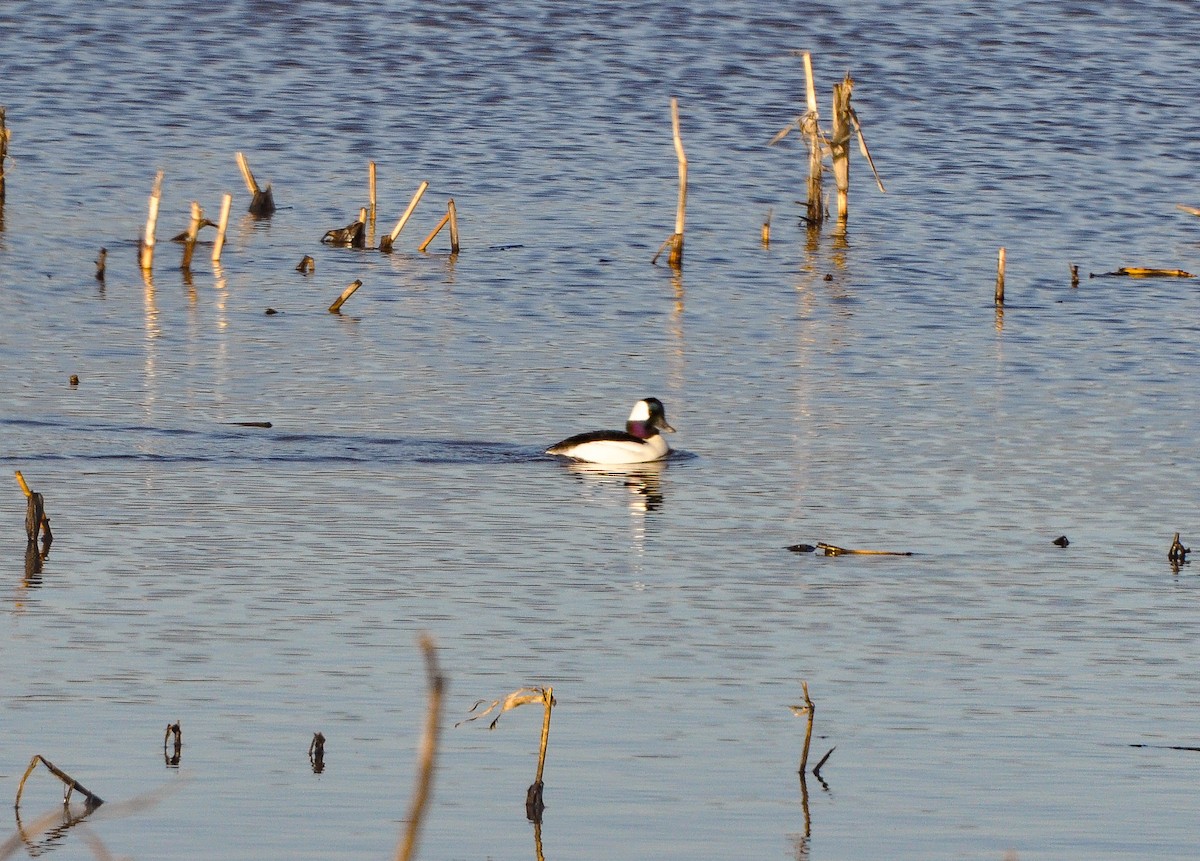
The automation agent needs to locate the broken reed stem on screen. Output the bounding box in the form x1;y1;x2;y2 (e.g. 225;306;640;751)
15;755;104;810
181;201;203;270
328;279;363;313
16;470;51;546
95;247;107;281
799;681;815;774
668;97;687;268
164;721;182;765
389;181;429;244
831;74;853;223
535;686;554;786
447;198;460;253
995;247;1006;304
139;170;164;271
802;53;824;227
235;151;258;195
762;209;772;246
236;151;275;215
368;161;377;241
394;634;446;861
803;51;818;117
212;193;232;262
417;209;452;253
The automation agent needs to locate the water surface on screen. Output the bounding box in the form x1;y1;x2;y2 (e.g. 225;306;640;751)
3;2;1200;859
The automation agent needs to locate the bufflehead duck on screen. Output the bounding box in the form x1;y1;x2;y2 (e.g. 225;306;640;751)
546;398;676;464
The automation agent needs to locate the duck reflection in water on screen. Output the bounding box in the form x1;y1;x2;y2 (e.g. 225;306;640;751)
565;460;666;513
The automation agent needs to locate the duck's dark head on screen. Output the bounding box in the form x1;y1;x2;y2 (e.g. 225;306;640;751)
626;397;676;439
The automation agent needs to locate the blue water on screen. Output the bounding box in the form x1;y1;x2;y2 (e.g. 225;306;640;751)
2;2;1200;859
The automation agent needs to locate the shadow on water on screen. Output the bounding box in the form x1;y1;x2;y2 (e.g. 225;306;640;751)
1;417;548;466
3;418;702;469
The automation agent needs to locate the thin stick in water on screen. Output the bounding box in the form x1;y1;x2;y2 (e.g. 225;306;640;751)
797;681;815;774
328;279;363;313
995;247;1006;305
368;161;377;244
802;52;825;227
236;151;275;216
212;193;233;262
385;181;430;250
668;97;687;268
417;209;451;253
831;74;853;223
139;170;164;271
526;686;555;821
181;201;204;270
447;198;460;254
394;634;446;861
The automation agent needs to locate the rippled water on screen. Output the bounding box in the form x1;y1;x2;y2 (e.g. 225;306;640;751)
3;2;1200;859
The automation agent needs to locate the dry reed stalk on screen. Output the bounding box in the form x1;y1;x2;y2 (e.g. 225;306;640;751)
417;209;451;253
180;201;204;270
995;247;1006;304
526;685;554;820
328;279;363;313
139;170;164;271
95;248;107;281
212;193;233;262
296;255;315;274
368;161;377;243
831;74;853;223
235;151;256;194
762;209;772;246
447;198;460;253
668;98;687;267
15;471;51;546
394;634;446;861
15;756;103;810
457;684;556;820
802;53;824;227
1070;264;1079;288
793;681;815;774
236;151;275;216
385;181;430;249
815;542;912;557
